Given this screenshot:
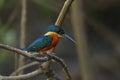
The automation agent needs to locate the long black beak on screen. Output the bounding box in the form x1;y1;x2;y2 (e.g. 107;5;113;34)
63;34;76;44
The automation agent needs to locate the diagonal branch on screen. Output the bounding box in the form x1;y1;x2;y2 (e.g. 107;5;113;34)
55;0;74;26
0;68;43;80
10;62;39;76
0;45;50;63
52;55;72;80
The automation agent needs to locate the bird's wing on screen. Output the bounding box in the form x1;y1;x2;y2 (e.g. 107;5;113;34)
25;36;53;52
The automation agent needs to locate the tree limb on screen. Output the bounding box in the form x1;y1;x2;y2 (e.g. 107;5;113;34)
10;62;39;76
0;68;43;80
52;55;72;80
70;0;94;80
0;44;42;61
0;44;71;80
55;0;74;26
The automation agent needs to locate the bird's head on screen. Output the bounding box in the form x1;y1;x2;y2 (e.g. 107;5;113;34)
45;25;76;44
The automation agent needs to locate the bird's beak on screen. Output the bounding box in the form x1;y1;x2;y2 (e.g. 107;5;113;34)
63;34;76;44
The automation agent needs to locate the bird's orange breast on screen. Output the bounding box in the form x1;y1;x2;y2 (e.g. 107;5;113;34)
38;32;60;54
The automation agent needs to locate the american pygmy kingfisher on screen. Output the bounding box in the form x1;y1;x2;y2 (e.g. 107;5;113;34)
22;25;76;54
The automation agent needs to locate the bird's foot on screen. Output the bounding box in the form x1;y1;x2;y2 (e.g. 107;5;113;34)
38;53;52;62
31;52;52;62
31;52;39;56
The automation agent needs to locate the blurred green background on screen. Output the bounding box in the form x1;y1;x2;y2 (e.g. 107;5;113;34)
1;0;120;80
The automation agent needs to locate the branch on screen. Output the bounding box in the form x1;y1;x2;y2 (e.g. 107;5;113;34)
52;55;72;80
70;0;94;80
0;44;71;80
10;62;39;76
55;0;74;26
0;68;43;80
0;44;50;62
18;0;27;73
20;0;26;48
11;62;61;79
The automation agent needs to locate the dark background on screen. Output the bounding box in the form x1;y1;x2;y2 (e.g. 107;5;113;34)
0;0;120;80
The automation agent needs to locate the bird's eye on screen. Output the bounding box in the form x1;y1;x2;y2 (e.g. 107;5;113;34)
57;30;61;33
60;30;65;34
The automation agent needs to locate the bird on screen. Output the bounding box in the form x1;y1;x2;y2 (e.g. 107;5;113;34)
22;25;76;54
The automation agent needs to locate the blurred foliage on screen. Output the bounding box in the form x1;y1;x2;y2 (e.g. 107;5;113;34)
0;49;12;62
0;29;16;61
0;0;4;11
0;19;3;27
2;29;16;45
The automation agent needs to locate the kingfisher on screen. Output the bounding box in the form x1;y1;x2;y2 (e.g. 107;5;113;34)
22;25;76;54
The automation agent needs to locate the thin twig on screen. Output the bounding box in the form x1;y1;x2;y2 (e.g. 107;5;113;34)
10;62;39;76
52;55;72;80
0;68;43;80
0;44;49;62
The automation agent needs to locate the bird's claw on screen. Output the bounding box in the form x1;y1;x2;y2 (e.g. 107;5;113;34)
38;53;52;62
31;52;52;62
31;52;39;56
